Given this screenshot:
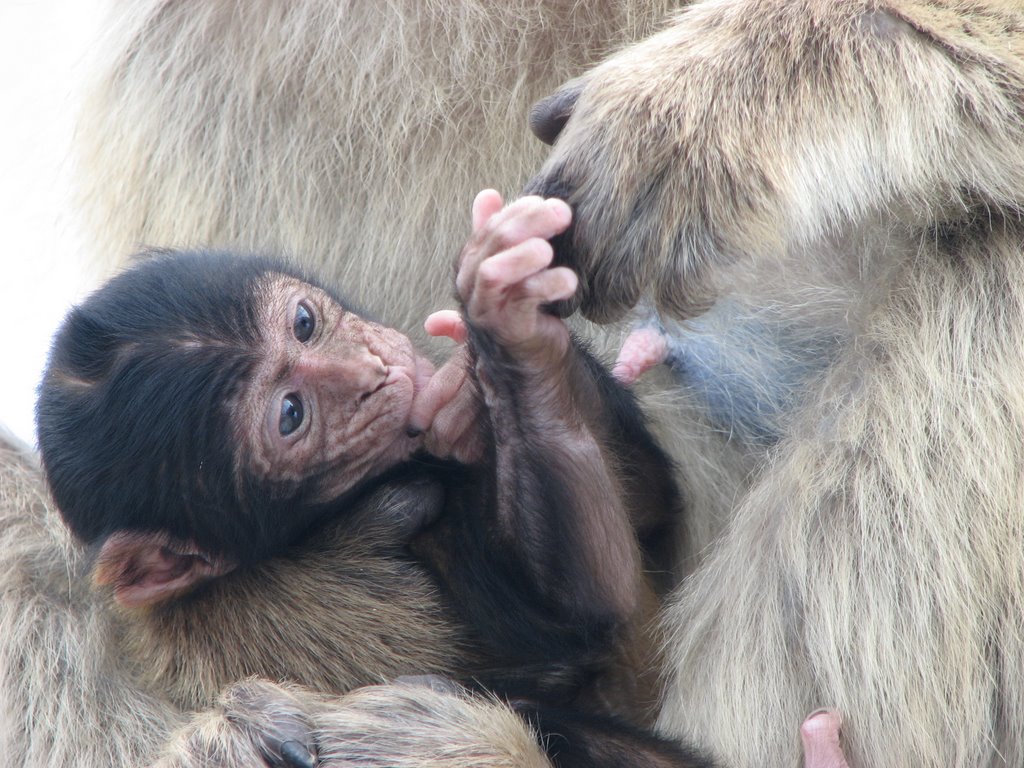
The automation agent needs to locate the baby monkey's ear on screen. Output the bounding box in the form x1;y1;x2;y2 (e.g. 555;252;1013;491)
92;531;237;608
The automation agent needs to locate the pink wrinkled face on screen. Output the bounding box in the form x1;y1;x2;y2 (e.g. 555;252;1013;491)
237;275;435;501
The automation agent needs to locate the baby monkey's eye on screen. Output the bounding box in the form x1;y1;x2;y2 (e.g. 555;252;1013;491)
279;394;304;436
293;302;315;342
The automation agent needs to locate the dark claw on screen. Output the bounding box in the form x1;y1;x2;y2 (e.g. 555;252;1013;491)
406;426;424;438
528;78;585;145
280;740;316;768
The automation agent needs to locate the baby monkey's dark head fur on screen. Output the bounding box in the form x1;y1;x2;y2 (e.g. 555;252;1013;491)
37;251;334;564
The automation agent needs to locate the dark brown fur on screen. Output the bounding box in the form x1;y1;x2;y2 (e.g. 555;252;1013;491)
17;213;689;768
15;0;1024;765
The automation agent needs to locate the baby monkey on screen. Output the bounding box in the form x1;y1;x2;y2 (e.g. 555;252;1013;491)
37;193;703;767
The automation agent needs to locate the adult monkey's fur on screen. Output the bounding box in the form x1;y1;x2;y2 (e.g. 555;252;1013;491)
527;1;1024;766
74;1;676;350
6;0;1023;766
3;3;679;767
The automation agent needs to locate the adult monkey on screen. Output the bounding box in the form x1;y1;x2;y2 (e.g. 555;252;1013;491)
21;0;1021;765
526;1;1024;767
74;1;678;353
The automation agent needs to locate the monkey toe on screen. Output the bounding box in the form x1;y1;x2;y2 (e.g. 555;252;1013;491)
279;740;316;768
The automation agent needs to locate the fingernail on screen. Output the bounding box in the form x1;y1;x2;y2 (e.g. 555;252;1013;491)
280;740;316;768
806;708;831;718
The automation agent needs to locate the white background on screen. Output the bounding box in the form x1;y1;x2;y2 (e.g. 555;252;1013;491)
0;1;106;446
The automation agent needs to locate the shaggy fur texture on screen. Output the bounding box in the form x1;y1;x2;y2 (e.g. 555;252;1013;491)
0;431;181;765
526;1;1024;765
155;680;551;768
74;0;675;352
9;0;1024;765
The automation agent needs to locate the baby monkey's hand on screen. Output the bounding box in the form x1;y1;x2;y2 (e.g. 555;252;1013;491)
456;190;576;367
408;345;484;464
410;191;575;464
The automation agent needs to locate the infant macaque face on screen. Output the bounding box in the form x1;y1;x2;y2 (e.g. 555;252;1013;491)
238;274;435;501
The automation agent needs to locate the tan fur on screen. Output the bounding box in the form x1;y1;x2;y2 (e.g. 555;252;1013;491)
75;0;674;353
0;430;182;764
17;0;1024;765
0;3;683;763
526;1;1024;765
155;680;550;768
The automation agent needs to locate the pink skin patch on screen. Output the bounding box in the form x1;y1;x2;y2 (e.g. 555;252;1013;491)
801;710;849;768
612;326;669;385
